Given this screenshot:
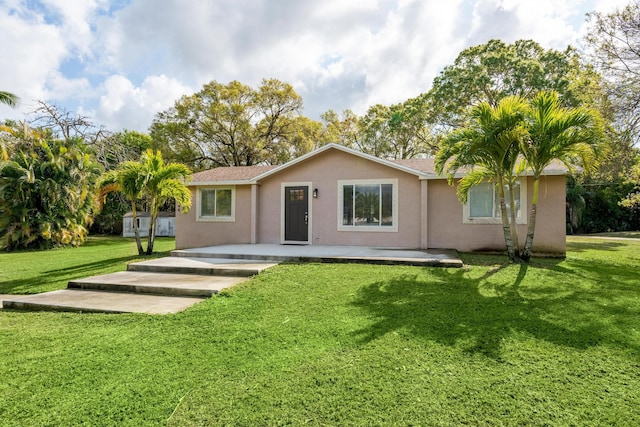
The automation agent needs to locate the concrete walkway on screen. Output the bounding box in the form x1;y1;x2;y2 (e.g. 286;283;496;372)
1;244;462;315
2;289;206;315
2;257;278;314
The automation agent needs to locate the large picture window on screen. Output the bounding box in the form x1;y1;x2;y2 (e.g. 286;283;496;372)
197;187;234;222
464;179;526;224
338;179;397;231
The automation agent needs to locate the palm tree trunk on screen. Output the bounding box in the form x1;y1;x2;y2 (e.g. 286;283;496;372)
145;199;158;255
521;177;539;261
508;181;520;259
131;203;144;256
497;183;518;262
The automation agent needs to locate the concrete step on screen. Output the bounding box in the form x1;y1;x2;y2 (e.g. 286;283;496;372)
1;289;205;314
127;257;278;277
171;249;287;262
68;271;247;297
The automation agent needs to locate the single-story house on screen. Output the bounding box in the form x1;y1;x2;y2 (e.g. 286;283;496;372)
176;143;566;254
123;212;176;237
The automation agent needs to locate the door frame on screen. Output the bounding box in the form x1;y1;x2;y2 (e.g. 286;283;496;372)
281;181;312;244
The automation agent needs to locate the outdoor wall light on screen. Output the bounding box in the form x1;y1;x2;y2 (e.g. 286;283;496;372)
313;188;318;198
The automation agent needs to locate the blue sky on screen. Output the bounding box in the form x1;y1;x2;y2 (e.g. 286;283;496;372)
0;0;630;133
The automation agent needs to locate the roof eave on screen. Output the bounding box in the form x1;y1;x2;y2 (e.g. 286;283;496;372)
188;180;257;186
423;169;569;180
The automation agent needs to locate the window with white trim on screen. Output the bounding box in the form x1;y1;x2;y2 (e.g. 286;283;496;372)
338;179;398;231
463;179;527;224
197;187;235;222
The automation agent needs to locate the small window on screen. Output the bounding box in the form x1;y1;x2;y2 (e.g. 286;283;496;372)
289;189;305;201
338;179;398;232
464;179;526;224
198;187;235;222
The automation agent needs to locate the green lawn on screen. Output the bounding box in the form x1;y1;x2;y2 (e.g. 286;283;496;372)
0;237;639;425
0;237;176;294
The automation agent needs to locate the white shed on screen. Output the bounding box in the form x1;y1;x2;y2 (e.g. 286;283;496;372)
123;212;175;237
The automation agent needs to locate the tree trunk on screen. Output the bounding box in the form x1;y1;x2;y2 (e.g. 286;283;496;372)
130;203;144;256
145;199;158;255
497;182;518;262
521;178;539;262
508;181;520;258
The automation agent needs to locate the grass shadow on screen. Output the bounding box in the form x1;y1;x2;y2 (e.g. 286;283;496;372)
351;262;639;360
566;240;627;253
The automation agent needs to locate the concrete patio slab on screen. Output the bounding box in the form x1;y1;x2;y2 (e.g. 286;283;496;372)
69;271;247;297
171;244;463;267
2;289;205;314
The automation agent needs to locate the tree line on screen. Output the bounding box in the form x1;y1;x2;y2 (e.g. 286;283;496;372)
1;1;639;254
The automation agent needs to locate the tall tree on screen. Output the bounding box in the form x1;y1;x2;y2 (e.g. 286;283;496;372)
30;101;108;144
427;39;596;131
585;1;640;145
356;104;393;158
100;162;148;255
89;130;156;235
0;91;19;108
436;97;529;261
100;150;191;255
151;79;319;170
584;0;640;203
326;97;435;160
520;91;603;260
387;96;437;158
139;150;191;254
320;109;360;148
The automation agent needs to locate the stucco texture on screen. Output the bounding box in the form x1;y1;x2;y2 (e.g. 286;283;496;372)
256;148;422;247
175;185;252;249
426;175;566;253
176;146;567;254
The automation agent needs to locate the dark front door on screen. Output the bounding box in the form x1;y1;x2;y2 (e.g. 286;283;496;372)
284;186;308;242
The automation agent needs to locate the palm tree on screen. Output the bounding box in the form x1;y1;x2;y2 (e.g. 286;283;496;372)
436;96;529;261
100;149;191;255
0;91;19;108
100;162;149;255
520;91;603;261
139;150;191;254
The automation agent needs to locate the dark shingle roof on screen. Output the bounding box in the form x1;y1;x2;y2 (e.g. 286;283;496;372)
189;165;278;184
187;143;569;185
390;158;436;175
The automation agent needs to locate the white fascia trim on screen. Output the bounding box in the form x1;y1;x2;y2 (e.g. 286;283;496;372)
189;180;257;187
426;169;568;181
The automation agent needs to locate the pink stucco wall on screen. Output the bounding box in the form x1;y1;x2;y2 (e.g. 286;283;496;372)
176;148;567;254
175;185;252;249
426;175;566;253
256;149;423;247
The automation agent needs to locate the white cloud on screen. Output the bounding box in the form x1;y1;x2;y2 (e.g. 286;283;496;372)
92;74;192;131
2;0;632;130
0;0;105;121
467;0;583;50
39;0;104;55
0;6;66;108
